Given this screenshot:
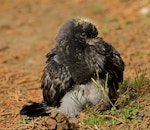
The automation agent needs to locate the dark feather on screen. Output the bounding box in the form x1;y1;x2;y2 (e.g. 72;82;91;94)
41;48;74;106
20;103;49;117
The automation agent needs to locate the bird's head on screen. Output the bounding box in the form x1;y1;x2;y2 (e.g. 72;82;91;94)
56;18;99;48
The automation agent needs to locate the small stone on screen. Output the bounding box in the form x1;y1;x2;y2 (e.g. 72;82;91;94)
45;117;57;130
139;7;149;15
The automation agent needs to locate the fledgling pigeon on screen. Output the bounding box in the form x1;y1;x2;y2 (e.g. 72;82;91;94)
20;18;124;117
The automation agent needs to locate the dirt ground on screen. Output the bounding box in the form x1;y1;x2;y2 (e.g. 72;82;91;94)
0;0;150;129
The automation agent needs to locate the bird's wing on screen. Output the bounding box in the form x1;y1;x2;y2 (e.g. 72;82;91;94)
85;38;124;102
102;39;124;83
86;38;124;84
41;48;73;107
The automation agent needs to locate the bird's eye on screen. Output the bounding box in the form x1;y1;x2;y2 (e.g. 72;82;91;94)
91;32;97;38
80;32;87;38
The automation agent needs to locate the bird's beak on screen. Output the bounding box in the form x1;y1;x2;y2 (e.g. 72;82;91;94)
86;37;99;46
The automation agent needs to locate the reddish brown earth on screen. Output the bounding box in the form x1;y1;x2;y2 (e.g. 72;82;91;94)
0;0;150;129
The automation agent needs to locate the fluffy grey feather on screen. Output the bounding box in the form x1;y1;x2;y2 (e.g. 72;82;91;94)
58;81;109;117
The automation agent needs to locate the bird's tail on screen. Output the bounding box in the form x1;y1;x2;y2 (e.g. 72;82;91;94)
20;102;51;117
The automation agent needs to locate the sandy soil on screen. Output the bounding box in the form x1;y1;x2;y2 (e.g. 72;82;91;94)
0;0;150;129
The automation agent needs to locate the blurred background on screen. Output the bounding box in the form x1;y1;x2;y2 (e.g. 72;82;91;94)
0;0;149;129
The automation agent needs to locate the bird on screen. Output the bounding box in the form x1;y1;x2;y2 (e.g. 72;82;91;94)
20;18;124;118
